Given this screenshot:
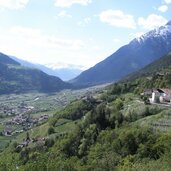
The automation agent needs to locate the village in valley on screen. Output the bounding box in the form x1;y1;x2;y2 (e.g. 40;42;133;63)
0;86;105;151
2;114;49;136
0;92;66;138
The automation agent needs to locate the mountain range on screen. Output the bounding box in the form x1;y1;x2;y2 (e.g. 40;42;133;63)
0;53;72;94
11;56;83;81
71;20;171;87
1;21;171;94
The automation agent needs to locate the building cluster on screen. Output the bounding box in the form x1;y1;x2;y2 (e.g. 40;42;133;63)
0;103;34;116
2;114;49;136
16;137;46;149
142;88;171;104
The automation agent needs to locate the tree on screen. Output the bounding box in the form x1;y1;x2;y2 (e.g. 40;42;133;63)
26;132;30;141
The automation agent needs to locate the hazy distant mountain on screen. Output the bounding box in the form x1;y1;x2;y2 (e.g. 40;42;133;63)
11;56;83;81
0;53;72;94
71;20;171;87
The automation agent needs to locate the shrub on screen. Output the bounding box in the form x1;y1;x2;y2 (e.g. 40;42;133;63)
48;127;55;135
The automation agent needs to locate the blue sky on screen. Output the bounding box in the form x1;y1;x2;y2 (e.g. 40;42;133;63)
0;0;170;69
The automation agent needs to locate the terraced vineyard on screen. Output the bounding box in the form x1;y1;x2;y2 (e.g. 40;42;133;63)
151;110;171;131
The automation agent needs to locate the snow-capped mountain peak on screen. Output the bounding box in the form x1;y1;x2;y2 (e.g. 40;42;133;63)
134;21;171;44
166;20;171;26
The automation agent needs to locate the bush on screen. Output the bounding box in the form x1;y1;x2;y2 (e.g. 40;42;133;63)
48;127;55;135
45;138;55;148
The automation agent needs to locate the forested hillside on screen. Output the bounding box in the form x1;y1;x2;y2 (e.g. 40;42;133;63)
0;53;72;94
125;52;171;81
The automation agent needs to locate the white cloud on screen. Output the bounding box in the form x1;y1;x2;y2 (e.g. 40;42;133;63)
99;10;136;29
57;10;72;18
45;62;84;70
158;5;168;12
10;26;84;50
130;32;144;38
0;27;112;69
92;45;100;50
55;0;91;8
138;14;168;30
113;38;121;43
0;0;29;10
164;0;171;4
134;32;144;37
78;17;91;27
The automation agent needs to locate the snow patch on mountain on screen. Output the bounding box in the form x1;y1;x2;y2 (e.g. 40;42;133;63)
133;21;171;44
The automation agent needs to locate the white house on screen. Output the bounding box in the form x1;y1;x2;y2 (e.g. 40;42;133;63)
151;90;160;103
150;89;171;103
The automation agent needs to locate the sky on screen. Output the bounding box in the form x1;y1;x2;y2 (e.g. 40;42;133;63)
0;0;170;70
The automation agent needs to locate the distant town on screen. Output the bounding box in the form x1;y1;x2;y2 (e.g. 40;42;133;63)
0;101;49;137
